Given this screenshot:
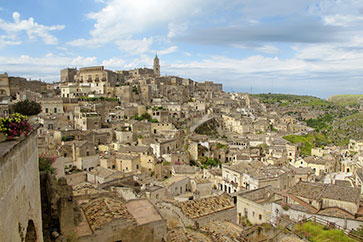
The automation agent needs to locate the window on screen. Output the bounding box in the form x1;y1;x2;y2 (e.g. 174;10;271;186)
259;214;262;220
136;164;139;169
45;108;48;113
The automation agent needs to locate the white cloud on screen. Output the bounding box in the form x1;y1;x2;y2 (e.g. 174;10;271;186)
0;54;97;81
256;45;279;54
0;35;21;48
157;46;178;55
167;22;188;39
163;47;363;97
123;54;153;69
71;56;98;66
68;0;212;53
102;58;126;67
0;54;96;67
0;12;64;46
116;38;153;55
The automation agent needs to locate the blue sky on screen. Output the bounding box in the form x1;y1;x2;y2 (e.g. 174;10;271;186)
0;0;363;98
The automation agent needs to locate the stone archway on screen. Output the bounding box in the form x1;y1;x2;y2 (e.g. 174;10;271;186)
25;220;37;242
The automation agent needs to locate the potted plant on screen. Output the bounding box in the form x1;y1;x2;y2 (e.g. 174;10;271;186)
0;113;32;139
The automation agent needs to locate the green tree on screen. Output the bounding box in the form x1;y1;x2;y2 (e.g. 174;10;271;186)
14;100;42;116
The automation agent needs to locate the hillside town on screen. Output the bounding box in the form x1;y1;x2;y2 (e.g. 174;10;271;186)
0;56;363;242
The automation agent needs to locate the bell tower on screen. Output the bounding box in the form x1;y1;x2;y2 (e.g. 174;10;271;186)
153;54;160;76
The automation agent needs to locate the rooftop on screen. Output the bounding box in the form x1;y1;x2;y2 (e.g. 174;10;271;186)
72;182;103;197
173;165;197;174
238;185;279;204
163;176;189;188
118;146;150;153
176;195;234;219
125;199;163;225
81;197;136;231
288;182;360;204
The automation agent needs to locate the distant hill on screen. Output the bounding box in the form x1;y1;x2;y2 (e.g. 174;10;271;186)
328;112;363;145
252;93;362;146
327;94;363;107
251;93;329;107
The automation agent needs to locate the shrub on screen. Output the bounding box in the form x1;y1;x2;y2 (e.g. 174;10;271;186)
39;156;55;174
14;100;42;116
62;135;75;141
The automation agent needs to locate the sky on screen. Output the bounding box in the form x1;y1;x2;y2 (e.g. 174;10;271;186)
0;0;363;98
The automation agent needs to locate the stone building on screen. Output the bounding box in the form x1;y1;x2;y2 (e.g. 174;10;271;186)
237;186;282;225
163;176;191;197
115;155;141;173
74;108;102;131
74;66;122;95
39;98;64;115
222;162;293;193
287;182;360;217
118;146;157;172
70;141;98;171
0;72;11;96
291;155;337;176
60;67;77;83
60;82;91;98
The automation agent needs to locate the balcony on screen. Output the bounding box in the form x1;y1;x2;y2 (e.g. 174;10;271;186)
223;178;239;187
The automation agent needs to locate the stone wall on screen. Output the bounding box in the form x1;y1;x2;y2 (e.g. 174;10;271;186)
79;219;166;242
195;207;237;227
40;173;76;241
0;128;43;241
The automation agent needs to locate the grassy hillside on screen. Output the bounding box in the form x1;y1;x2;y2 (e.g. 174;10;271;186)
305;112;363;146
252;93;329;107
329;112;363;145
327;94;363;106
283;133;332;156
252;93;362;146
